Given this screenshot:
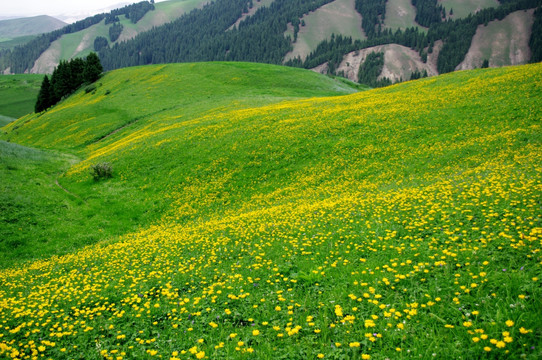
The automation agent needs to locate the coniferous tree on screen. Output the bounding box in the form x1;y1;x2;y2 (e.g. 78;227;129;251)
51;60;72;102
35;54;103;112
94;36;109;52
69;57;86;91
109;23;123;42
35;75;52;113
83;52;103;83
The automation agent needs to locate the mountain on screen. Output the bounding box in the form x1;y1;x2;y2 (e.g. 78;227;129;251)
0;0;209;74
1;61;541;359
0;15;66;40
0;0;541;84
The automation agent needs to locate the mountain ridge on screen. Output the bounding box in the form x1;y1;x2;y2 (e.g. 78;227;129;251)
0;15;66;40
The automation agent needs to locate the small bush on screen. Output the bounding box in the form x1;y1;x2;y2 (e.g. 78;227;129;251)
90;162;113;181
85;84;96;94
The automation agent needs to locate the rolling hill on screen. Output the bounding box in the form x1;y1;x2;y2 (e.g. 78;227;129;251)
0;15;66;40
0;62;360;266
0;74;42;125
0;61;541;359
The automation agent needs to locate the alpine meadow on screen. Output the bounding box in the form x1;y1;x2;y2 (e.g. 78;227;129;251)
1;60;541;360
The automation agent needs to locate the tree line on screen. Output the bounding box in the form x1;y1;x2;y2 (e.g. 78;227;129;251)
35;53;103;113
411;0;446;27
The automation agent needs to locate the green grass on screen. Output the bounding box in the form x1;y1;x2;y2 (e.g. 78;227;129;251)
0;74;42;119
440;0;500;19
285;0;366;61
385;0;426;31
0;15;66;39
0;35;36;50
0;62;540;359
0;115;15;127
0;141;81;264
0;62;359;268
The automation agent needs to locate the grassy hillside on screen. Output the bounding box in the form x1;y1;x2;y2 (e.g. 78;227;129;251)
0;62;541;359
0;15;66;40
116;0;210;43
0;62;359;267
284;0;366;62
0;35;36;51
385;0;426;31
0;74;42;121
440;0;500;19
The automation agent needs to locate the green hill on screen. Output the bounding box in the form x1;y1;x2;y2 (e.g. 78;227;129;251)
0;74;42;124
0;15;66;40
0;62;541;359
0;62;359;266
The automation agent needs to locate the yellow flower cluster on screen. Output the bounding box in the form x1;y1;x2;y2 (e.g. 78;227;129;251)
1;64;541;359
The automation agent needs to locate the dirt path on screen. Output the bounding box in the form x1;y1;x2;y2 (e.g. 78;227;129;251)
55;178;86;203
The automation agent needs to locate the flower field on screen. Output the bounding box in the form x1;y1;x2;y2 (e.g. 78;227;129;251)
1;62;541;359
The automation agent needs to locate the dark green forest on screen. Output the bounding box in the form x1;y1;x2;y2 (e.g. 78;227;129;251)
530;7;542;62
354;0;387;37
411;0;445;27
99;0;335;69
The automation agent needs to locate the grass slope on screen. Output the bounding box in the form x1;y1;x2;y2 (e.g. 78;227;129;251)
0;35;37;51
0;15;66;40
457;9;535;70
0;62;541;360
439;0;500;19
0;141;83;265
385;0;426;31
0;62;359;267
284;0;366;62
0;74;42;120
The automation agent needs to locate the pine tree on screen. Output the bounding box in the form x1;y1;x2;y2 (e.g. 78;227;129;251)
83;52;103;83
35;75;52;113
